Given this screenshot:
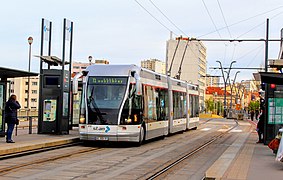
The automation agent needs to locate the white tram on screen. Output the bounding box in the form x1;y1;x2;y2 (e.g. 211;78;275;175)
73;64;199;144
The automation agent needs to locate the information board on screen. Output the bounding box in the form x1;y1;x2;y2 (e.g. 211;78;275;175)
268;98;283;124
43;99;57;122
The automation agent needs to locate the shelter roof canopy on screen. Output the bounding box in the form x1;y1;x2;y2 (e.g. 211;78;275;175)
0;67;38;79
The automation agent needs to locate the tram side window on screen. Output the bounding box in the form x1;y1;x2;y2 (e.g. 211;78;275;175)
155;88;168;121
143;86;157;121
173;91;186;119
194;95;199;117
189;95;199;118
120;84;142;125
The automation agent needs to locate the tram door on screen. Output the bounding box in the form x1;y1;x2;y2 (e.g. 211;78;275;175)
0;83;4;134
0;82;9;136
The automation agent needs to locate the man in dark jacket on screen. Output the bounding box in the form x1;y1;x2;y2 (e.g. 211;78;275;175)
5;94;21;143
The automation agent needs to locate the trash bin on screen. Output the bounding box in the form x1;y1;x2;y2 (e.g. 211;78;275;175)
237;113;243;120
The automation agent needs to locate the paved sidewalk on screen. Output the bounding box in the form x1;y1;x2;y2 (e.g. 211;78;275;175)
206;118;283;180
0;128;79;156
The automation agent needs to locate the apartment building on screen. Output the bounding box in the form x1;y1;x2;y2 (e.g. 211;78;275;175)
9;76;39;110
167;37;207;111
206;74;220;87
141;59;166;74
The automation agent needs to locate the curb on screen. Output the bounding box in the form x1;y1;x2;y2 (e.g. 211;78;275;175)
0;137;80;156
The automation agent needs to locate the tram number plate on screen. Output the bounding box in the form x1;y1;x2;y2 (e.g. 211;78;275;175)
95;137;109;141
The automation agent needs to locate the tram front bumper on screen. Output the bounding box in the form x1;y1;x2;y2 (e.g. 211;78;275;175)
80;131;140;142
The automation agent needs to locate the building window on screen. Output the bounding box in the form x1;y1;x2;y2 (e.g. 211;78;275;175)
32;82;38;86
32;90;37;94
11;81;14;84
31;98;37;102
25;98;28;102
25;90;28;93
25;82;29;85
10;89;14;93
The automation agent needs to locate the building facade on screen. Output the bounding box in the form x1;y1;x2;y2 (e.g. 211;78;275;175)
206;74;220;87
141;59;166;74
9;76;39;110
167;37;207;111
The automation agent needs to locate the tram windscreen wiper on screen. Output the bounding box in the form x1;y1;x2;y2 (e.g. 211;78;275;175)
88;87;108;124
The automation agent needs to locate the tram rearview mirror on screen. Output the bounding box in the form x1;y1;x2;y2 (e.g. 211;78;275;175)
72;72;83;95
132;71;142;95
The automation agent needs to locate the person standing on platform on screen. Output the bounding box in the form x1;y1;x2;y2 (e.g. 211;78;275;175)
256;109;264;143
250;110;255;121
5;94;21;143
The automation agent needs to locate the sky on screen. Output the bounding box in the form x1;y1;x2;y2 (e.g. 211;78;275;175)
0;0;283;82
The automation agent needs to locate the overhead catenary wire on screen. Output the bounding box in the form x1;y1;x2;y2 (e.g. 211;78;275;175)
148;0;188;36
217;0;232;38
197;5;283;38
134;0;178;36
245;46;264;67
168;38;181;76
201;0;222;38
237;11;283;39
235;44;264;61
175;40;190;79
141;0;204;77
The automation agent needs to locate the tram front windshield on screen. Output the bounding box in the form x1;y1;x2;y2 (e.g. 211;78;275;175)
87;77;128;125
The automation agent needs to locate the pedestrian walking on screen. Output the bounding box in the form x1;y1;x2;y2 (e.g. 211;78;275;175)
251;110;255;121
5;94;21;143
256;109;264;143
255;109;259;120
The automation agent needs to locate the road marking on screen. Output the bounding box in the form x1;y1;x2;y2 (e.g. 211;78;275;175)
229;129;243;133
217;129;227;132
201;128;211;131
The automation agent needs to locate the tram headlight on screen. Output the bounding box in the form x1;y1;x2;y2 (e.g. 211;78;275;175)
134;114;138;122
125;118;132;123
79;116;86;124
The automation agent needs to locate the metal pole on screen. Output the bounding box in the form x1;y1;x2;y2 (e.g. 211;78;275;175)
216;60;236;117
230;71;240;110
48;21;52;69
264;18;269;144
264;18;269;72
38;18;44;134
27;37;33;134
68;21;73;130
216;61;226;117
281;28;283;47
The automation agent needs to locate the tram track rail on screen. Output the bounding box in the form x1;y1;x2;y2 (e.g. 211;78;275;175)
0;141;82;161
0;143;102;175
200;118;214;125
146;119;239;180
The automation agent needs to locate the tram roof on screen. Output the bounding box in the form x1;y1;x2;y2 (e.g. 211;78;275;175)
0;66;38;79
86;64;141;76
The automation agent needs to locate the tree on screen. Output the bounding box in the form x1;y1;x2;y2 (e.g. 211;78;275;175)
205;98;215;113
248;100;260;111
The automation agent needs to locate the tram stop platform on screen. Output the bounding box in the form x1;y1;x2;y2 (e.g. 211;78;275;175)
205;118;283;180
0;120;282;179
0;126;79;156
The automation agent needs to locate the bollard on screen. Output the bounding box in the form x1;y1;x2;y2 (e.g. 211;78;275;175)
29;116;32;134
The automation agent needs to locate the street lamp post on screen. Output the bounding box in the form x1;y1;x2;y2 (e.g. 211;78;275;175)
216;60;236;118
88;56;93;65
27;36;33;134
230;71;240;110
